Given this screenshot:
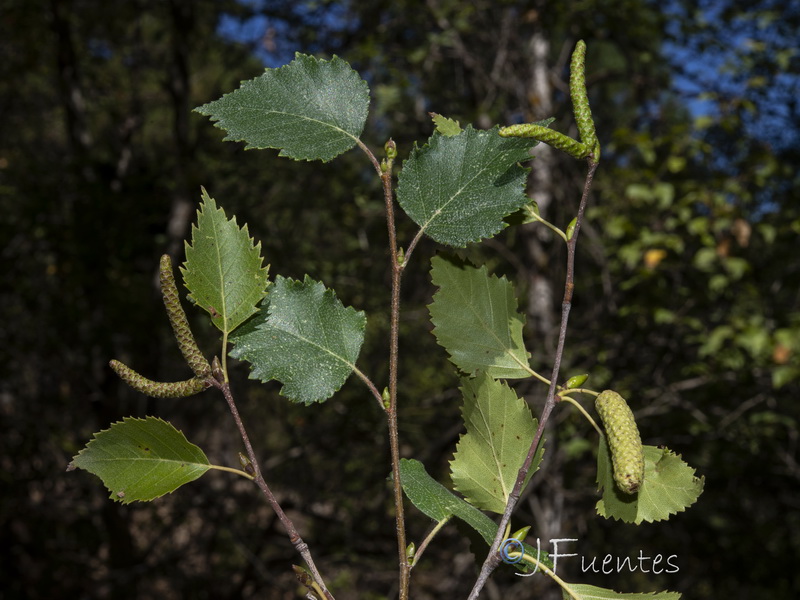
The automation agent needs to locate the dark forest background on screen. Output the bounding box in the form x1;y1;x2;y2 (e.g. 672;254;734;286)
2;0;799;598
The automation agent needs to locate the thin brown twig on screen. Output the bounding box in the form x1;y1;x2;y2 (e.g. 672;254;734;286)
357;139;411;599
467;157;599;600
383;161;412;600
212;378;335;600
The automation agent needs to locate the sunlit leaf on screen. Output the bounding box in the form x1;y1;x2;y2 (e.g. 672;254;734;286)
429;255;530;378
195;53;369;162
70;417;210;504
596;440;704;524
397;126;536;247
430;112;462;136
450;374;543;513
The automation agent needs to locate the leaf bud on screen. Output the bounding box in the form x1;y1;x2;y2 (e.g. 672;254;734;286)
406;542;416;564
238;452;255;477
509;525;531;543
382;387;391;410
566;217;578;240
565;374;589;389
385;138;398;160
212;356;224;381
292;565;314;588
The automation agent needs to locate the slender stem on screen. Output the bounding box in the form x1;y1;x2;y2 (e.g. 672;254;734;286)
351;365;387;410
516;552;581;599
207;464;255;480
467;158;599;600
356;137;411;599
383;166;411;600
410;516;451;568
357;138;383;176
514;356;550;386
528;212;568;241
212;378;335;600
221;331;229;383
560;395;603;436
404;228;425;265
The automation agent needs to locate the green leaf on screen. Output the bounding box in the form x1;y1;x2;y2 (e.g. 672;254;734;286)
430;112;463;136
562;584;680;600
182;189;269;334
429;255;530;379
229;275;366;404
596;439;704;524
194;53;369;162
400;458;497;544
450;374;543;513
396;126;536;247
70;417;210;504
399;459;553;571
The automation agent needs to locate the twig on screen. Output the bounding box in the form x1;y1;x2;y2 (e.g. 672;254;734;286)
212;378;335;600
382;156;412;600
358;138;411;599
467;157;599;600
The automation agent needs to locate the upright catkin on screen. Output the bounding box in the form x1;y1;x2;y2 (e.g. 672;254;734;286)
569;40;599;154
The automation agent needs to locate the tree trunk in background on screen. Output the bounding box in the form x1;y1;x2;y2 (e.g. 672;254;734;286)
523;28;557;352
518;29;565;600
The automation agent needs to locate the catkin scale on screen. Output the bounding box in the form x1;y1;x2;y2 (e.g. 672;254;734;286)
595;390;645;494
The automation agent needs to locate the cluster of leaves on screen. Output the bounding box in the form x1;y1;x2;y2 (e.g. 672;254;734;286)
71;52;703;599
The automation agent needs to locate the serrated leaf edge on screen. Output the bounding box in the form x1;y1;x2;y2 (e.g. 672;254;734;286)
181;189;269;334
228;275;366;404
70;416;210;504
428;256;531;378
262;275;365;374
596;443;705;524
398;125;535;246
194;53;368;162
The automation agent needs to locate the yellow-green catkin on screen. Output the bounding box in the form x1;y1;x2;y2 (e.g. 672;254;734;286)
499;124;590;159
595;390;645;494
569;40;599;158
109;360;208;398
160;254;211;378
